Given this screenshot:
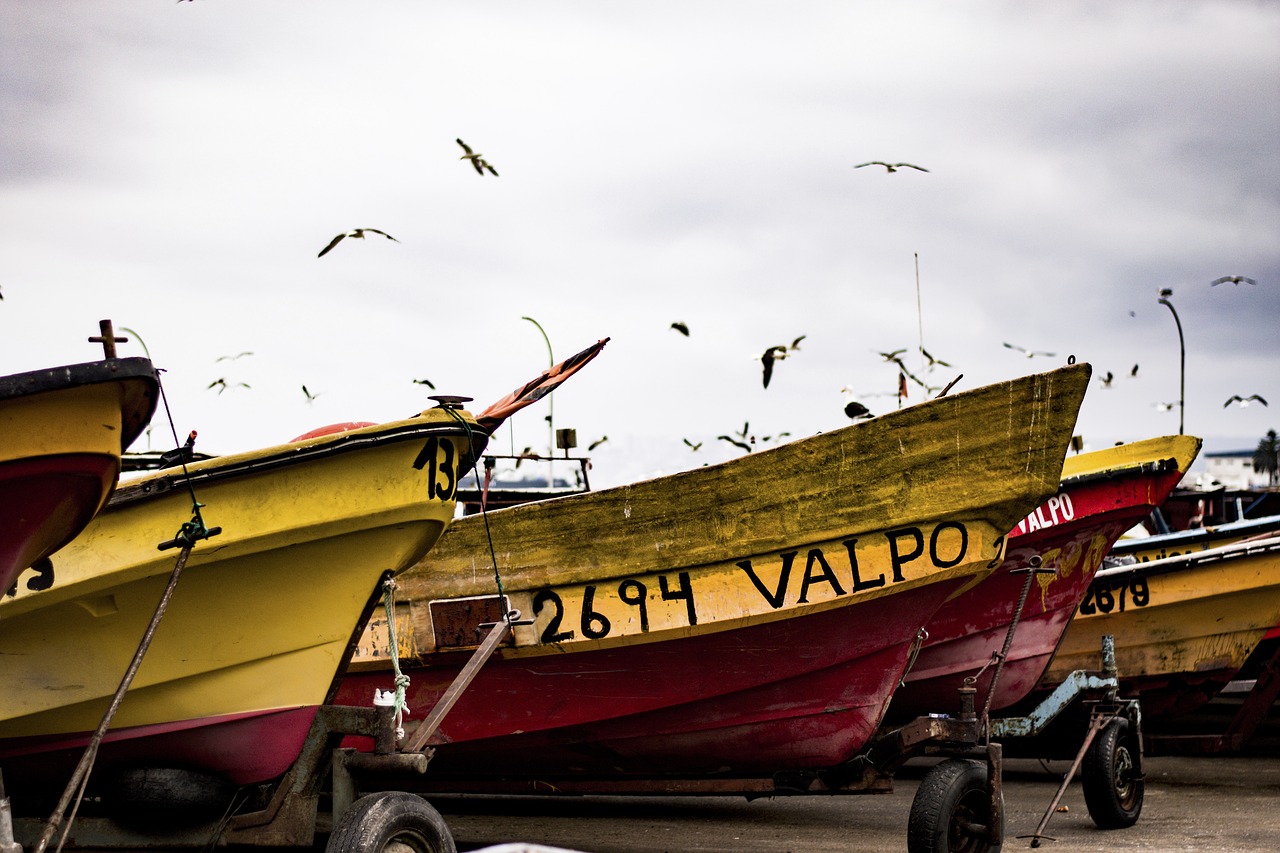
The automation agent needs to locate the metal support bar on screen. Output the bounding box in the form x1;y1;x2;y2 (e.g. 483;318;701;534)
986;742;1004;848
32;542;197;853
402;617;514;753
1020;707;1119;847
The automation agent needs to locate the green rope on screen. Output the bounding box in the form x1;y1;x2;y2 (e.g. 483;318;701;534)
381;576;410;740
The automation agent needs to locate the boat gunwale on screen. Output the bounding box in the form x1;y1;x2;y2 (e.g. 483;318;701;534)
109;415;486;507
1097;533;1280;582
0;356;160;456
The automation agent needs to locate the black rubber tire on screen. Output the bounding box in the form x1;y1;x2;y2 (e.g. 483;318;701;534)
908;759;1003;853
326;791;455;853
107;766;236;828
1082;716;1144;829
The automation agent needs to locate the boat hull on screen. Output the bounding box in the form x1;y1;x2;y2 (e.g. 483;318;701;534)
1043;536;1280;717
0;407;481;792
0;358;158;593
339;364;1091;777
888;435;1200;719
343;576;968;776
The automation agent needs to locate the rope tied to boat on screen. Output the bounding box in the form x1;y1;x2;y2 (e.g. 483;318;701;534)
439;406;511;622
382;576;411;740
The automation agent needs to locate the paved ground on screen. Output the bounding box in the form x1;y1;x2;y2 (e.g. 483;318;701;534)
436;700;1280;853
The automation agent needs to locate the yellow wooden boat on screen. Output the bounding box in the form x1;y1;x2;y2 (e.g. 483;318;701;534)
336;364;1091;779
0;401;485;793
1;356;158;594
1044;534;1280;717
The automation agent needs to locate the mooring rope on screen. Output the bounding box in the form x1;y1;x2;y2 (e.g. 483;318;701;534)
441;407;510;623
381;576;411;740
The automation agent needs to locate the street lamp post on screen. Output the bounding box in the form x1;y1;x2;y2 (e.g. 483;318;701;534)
1157;291;1185;436
521;316;554;486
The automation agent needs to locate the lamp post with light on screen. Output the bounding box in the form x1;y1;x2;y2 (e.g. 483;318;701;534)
521;316;554;485
1157;289;1185;435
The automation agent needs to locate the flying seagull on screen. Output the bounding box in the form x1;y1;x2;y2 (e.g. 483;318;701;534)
1003;342;1056;359
1211;276;1257;286
1099;371;1115;388
790;335;807;351
1153;402;1176;411
302;385;320;403
1130;364;1140;378
412;378;436;389
217;351;254;362
207;378;250;395
670;321;690;336
456;139;499;176
318;228;399;258
588;436;609;451
855;162;929;173
1223;394;1268;408
682;438;703;451
920;347;952;368
717;435;752;453
760;345;788;389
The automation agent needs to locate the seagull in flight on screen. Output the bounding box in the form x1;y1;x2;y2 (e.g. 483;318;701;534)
855;162;929;173
456;139;499;176
318;228;399;258
1223;394;1268;408
670;321;690;336
1099;371;1115;388
1003;342;1056;359
682;438;703;451
760;345;788;389
1211;276;1257;286
717;435;752;453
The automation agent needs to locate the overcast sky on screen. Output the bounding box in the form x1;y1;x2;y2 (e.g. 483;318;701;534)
4;1;1278;487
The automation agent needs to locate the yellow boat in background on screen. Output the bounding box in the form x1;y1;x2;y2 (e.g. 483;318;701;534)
1044;534;1280;717
0;400;485;796
1;356;158;595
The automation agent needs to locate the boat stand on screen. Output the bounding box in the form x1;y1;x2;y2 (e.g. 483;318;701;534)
7;617;521;853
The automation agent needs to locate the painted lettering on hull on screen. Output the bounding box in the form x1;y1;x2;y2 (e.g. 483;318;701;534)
529;521;980;646
1014;492;1076;535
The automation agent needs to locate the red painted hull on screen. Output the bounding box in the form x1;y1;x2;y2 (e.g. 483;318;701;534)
1;454;118;594
887;464;1185;720
336;576;970;775
0;706;318;798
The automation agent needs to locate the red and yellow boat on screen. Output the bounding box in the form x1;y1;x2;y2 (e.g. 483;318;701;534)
0;401;485;796
886;434;1201;720
336;364;1090;780
1044;532;1280;717
1;356;158;595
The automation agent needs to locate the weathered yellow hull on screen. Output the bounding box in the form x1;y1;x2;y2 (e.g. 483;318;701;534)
0;405;481;786
336;364;1091;776
1045;535;1280;716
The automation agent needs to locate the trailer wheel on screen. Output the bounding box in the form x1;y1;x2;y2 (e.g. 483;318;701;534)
1082;716;1143;829
908;759;1002;853
326;791;456;853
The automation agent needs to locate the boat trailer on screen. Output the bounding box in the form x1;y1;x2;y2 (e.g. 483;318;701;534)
1;584;1142;853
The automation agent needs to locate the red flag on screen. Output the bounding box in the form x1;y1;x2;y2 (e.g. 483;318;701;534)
898;370;909;401
476;337;610;433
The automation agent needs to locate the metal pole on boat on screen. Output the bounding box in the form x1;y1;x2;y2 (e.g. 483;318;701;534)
1157;291;1185;435
521;316;554;489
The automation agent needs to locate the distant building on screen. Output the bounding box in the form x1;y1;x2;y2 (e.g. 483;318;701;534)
1202;449;1270;490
